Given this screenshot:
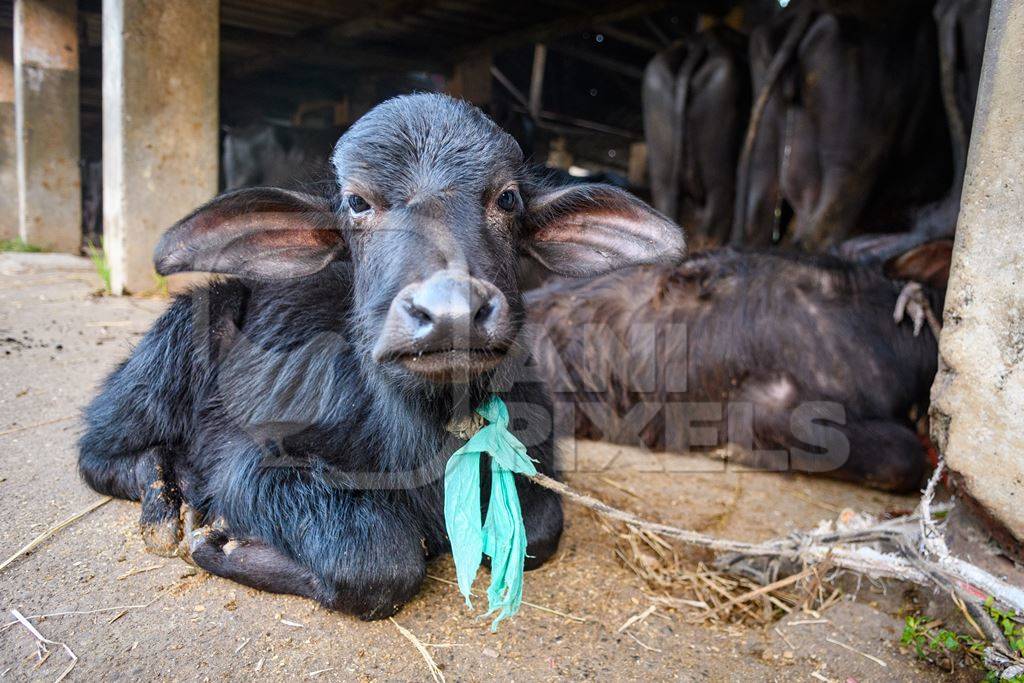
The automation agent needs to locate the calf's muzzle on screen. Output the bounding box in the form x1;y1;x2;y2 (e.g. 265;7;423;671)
372;269;512;380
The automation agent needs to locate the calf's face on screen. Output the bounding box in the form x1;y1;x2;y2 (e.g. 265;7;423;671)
156;94;683;385
332;96;526;381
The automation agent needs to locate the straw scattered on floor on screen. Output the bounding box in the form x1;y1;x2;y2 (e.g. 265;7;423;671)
0;415;76;439
389;617;444;683
603;517;842;626
0;496;112;574
425;573;587;623
9;609;78;683
116;563;164;581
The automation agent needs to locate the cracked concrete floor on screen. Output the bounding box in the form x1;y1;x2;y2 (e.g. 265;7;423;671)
0;252;990;681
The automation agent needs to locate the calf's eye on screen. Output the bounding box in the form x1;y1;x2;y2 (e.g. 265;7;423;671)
347;194;371;214
496;189;518;212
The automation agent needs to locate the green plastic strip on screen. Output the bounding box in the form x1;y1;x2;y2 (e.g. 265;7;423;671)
444;395;537;630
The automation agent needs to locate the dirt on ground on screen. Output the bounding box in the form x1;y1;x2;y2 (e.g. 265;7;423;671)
0;252;1011;681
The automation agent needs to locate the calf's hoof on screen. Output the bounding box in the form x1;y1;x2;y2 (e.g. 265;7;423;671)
139;470;183;557
140;516;182;557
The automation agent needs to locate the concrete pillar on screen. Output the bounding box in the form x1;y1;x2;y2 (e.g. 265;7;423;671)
930;0;1024;553
0;33;15;242
449;51;492;107
103;0;218;295
13;0;80;252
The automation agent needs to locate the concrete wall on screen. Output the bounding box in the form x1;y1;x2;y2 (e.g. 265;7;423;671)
103;0;219;295
931;0;1024;551
13;0;80;252
0;33;15;242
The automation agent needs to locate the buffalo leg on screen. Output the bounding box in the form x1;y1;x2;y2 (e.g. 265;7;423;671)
137;450;184;557
517;476;564;570
196;457;428;621
754;415;926;493
79;444;184;556
189;507;426;621
736;386;926;492
820;420;927;493
189;529;323;601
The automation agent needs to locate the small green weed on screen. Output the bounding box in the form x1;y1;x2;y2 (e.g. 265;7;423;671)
901;599;1024;680
85;240;112;294
0;238;42;252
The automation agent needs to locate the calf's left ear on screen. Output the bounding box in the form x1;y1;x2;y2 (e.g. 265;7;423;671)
523;184;685;277
154;187;345;280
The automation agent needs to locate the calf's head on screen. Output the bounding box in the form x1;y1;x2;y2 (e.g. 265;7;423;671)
156;94;683;385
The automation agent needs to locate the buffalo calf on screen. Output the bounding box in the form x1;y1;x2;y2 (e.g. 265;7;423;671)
528;243;950;492
79;94;684;619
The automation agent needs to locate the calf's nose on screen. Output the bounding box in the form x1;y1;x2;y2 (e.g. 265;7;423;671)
375;270;511;360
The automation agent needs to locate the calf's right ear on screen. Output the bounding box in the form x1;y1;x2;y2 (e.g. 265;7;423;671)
523;183;685;278
154;188;345;280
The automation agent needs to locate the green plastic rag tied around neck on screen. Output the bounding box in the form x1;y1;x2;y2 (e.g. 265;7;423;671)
444;395;537;630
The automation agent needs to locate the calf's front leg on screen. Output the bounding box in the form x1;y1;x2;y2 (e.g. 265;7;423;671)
190;480;427;620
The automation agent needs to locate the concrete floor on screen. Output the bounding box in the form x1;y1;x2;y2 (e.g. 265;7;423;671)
0;252;994;681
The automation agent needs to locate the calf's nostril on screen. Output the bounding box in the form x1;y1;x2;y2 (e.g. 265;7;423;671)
473;295;507;336
473;301;493;326
405;301;433;326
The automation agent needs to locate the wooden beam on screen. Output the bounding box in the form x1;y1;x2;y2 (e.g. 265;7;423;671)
546;43;644;80
528;44;546;120
448;50;492;106
491;65;529;109
594;24;663;52
455;0;675;60
642;15;672;47
505;103;640;140
627;141;648;186
222;26;442;80
220;82;343;111
222;0;442;80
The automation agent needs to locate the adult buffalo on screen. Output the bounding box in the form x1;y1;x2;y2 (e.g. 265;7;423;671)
643;26;751;248
527;237;951;492
222;122;344;193
911;0;991;240
731;0;951;250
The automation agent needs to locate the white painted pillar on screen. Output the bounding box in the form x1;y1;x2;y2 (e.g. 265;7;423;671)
103;0;218;295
